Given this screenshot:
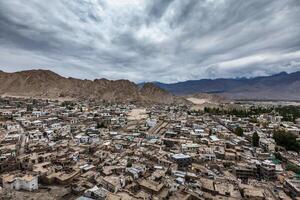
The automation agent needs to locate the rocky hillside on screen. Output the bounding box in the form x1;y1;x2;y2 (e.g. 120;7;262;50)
140;83;174;104
0;69;176;104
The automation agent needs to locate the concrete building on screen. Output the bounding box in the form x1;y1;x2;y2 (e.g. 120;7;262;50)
171;154;192;168
260;160;276;181
233;164;257;180
2;174;38;191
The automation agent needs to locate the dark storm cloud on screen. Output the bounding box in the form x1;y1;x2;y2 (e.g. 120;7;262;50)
147;0;175;19
0;0;300;82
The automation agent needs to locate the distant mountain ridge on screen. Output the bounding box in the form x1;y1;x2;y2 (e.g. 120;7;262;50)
1;69;299;102
0;69;178;104
153;71;300;100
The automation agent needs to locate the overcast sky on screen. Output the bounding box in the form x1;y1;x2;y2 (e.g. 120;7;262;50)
0;0;300;83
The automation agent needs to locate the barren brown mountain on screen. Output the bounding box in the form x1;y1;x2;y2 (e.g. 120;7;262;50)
140;83;175;104
0;69;176;104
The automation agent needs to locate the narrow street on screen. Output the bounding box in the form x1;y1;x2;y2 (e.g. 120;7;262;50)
18;123;27;155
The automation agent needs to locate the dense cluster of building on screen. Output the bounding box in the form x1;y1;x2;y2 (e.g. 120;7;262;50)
0;97;299;200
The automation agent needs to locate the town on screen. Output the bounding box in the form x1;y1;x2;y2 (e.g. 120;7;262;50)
0;97;299;200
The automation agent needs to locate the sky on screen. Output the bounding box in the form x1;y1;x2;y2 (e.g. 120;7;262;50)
0;0;300;83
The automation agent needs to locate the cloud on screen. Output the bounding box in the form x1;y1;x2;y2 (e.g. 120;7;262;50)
0;0;300;83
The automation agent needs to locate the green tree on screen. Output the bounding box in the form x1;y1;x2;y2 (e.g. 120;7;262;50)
32;99;38;105
96;122;106;129
16;102;21;108
286;163;300;174
26;104;33;112
234;126;244;136
273;129;300;152
252;132;259;147
275;106;300;122
126;161;132;168
274;152;282;160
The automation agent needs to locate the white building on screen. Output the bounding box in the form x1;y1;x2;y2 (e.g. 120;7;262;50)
181;143;199;152
193;128;208;137
200;153;216;161
2;174;38;191
32;120;43;128
32;111;43;117
259;137;276;152
6;122;21;132
28;130;45;141
146;119;157;127
50;123;62;130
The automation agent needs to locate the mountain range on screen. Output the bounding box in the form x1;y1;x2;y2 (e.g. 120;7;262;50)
0;69;299;103
0;69;175;104
154;71;300;101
